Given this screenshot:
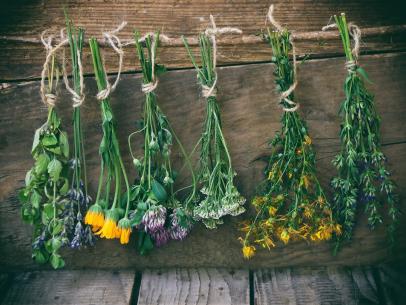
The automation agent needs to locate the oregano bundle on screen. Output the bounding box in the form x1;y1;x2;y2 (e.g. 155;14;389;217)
330;14;399;253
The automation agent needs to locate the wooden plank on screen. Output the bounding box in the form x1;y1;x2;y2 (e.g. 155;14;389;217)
254;267;381;305
1;0;406;79
0;53;405;270
137;269;249;305
0;270;135;305
377;263;406;305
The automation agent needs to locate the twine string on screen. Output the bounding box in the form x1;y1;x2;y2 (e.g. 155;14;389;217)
61;30;85;108
138;33;159;94
40;30;69;107
267;4;299;112
202;15;242;98
96;21;126;101
322;19;362;73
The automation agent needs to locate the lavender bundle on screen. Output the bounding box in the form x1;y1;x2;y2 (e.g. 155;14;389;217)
63;15;94;249
329;14;399;253
128;32;196;254
182;16;245;229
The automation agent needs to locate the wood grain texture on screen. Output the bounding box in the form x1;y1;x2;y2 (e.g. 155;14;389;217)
253;267;381;305
0;53;405;270
1;0;406;79
0;270;135;305
137;269;249;305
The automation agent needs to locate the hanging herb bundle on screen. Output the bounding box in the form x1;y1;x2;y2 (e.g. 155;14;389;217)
19;39;70;268
85;35;131;244
182;16;245;229
240;6;341;259
329;14;399;253
63;15;94;249
127;32;197;254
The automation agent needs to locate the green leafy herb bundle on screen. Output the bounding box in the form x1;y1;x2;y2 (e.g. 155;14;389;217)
128;32;196;254
331;14;399;253
183;31;245;229
85;38;131;243
240;23;340;259
19;54;70;269
63;15;95;249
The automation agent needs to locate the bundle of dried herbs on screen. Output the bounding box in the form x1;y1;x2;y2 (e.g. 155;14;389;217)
240;7;340;259
19;44;70;268
182;17;245;229
85;37;131;244
63;15;94;249
127;32;196;254
329;14;399;253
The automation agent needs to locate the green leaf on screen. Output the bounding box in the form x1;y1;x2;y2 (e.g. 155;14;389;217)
32;249;48;264
151;180;167;202
51;237;62;251
138;231;154;255
47;146;62;155
30;190;42;209
356;67;373;84
48;159;62;182
50;253;65;269
42;134;58;147
53;221;63;235
130;209;145;226
32;128;42;153
59;131;69;158
43;203;55;219
19;189;29;204
35;154;50;175
60;178;69;195
25;169;33;187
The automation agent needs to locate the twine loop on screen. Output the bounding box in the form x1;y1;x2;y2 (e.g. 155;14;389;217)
322;19;361;73
202;15;242;99
96;21;126;101
267;4;299;112
40;29;69;107
138;33;159;94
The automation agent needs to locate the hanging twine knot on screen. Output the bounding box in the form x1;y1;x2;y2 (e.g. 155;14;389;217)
202;15;242;99
40;29;69;107
322;19;361;73
138;33;159;94
96;21;127;101
267;5;299;112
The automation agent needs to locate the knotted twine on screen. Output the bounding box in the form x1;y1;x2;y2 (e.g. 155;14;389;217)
96;21;127;101
267;4;299;112
201;15;242;99
61;29;86;108
322;19;361;72
138;33;159;94
40;30;69;107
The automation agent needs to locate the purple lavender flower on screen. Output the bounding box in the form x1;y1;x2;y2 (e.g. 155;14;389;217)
141;205;167;233
152;228;170;247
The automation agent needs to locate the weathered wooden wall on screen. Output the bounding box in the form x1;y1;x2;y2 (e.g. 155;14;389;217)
0;0;405;271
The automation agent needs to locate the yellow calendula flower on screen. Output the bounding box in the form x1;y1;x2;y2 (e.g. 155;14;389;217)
84;203;105;231
264;236;276;248
268;170;274;180
317;196;325;205
280;229;290;244
301;175;310;189
304;135;312;145
303;207;313;218
288;172;293;179
117;218;132;244
335;224;342;235
96;210;119;239
242;245;256;259
268;206;277;216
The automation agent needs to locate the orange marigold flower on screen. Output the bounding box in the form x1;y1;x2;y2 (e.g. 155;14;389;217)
242;245;256;259
96;210;119;239
117;218;132;244
84;203;105;231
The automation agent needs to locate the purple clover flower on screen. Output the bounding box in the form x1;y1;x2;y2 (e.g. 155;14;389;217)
141;206;167;233
152;228;170;247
